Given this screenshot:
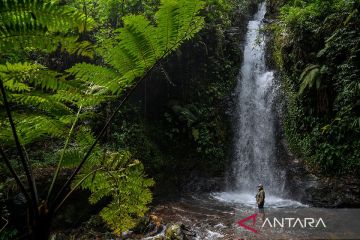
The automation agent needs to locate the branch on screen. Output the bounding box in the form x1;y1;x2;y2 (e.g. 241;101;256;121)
0;81;39;216
0;216;8;233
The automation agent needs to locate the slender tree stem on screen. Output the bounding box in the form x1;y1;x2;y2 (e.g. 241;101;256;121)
0;216;8;233
47;106;82;201
0;148;31;203
0;81;39;216
54;167;102;213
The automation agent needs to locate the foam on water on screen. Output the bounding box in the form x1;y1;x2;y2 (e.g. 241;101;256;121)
211;192;306;208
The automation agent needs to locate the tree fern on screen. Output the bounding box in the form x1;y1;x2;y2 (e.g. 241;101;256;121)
47;127;154;234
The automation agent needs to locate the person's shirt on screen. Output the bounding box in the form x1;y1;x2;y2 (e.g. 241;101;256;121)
256;189;265;204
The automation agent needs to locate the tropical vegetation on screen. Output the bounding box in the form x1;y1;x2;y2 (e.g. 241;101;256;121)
273;0;360;174
1;0;359;238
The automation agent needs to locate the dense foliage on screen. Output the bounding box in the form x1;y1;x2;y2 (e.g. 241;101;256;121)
0;0;204;238
273;0;360;174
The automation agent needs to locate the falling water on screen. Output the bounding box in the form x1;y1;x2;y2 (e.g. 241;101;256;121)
230;2;283;195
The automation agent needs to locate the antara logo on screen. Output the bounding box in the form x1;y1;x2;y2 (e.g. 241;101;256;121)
237;213;326;234
237;213;259;233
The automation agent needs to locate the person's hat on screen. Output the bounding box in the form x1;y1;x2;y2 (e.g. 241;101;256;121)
258;184;263;188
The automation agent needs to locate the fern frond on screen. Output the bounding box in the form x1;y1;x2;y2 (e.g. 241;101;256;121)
74;150;154;233
71;0;205;95
299;64;321;95
56;148;84;168
0;62;78;91
67;63;120;93
3;80;32;92
0;0;95;53
51;89;109;107
0;114;67;145
117;15;158;66
10;93;74;115
155;0;180;53
176;0;205;40
0;62;43;83
155;0;205;53
31;71;80;91
58;112;95;125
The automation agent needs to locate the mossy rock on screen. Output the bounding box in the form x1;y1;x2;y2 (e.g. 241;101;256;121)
165;224;183;240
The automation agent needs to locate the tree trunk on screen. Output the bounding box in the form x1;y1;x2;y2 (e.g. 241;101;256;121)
28;205;53;240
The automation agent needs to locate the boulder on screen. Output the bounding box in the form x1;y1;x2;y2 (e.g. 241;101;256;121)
165;224;183;240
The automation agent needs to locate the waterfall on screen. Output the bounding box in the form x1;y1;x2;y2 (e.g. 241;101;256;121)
230;2;283;195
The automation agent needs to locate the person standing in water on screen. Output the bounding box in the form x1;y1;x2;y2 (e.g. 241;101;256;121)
256;184;265;208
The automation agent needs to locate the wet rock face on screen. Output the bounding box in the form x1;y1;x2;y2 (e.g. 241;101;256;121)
292;171;360;207
182;176;224;193
282;151;360;207
307;178;360;207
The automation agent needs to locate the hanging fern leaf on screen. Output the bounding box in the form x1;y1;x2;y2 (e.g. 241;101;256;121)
0;62;78;92
56;148;85;168
10;93;74;115
51;89;110;107
76;150;154;234
298;64;321;95
0;62;43;84
0;61;98;147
